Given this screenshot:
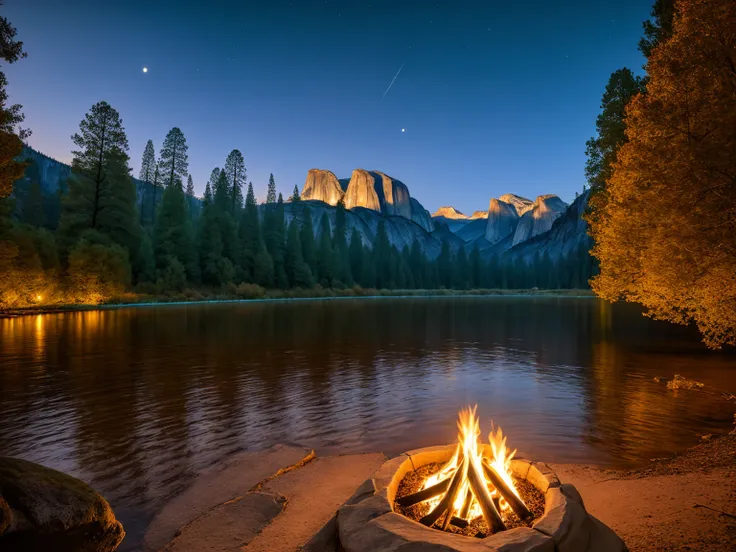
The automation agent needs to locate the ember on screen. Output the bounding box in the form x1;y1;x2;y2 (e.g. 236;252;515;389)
395;406;543;536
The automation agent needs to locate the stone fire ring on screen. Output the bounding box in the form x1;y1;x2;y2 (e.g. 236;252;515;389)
336;445;627;552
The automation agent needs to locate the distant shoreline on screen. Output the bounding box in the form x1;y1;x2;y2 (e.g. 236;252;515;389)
0;288;596;317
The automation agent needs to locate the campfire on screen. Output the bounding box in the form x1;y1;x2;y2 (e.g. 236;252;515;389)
395;406;535;535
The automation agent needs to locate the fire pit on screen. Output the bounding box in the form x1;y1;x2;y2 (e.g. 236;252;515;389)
336;406;627;552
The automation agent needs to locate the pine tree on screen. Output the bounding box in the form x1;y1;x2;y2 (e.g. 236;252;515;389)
239;182;260;280
23;180;44;228
154;176;198;283
198;190;226;286
159;127;188;189
316;214;334;286
409;239;424;289
285;217;313;287
59;101;140;260
263;193;287;287
150;164;161;225
436;241;452;288
373;220;391;288
453;247;469;289
639;0;676;58
348;228;363;286
469;244;481;289
300;206;317;273
266;173;277;204
139;140;156;224
332;199;351;285
0;12;28;201
203;181;213;206
360;244;375;288
224;149;245;214
291;185;300;202
185;174;197;216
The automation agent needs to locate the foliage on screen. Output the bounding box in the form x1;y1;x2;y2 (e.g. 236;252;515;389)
584;69;645;195
67;232;131;303
588;0;736;348
639;0;676;58
0;10;27;200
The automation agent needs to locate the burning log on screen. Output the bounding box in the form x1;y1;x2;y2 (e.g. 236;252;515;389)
482;462;533;520
395;477;451;507
450;516;469;528
441;462;468;530
467;459;506;534
458;489;473;519
420;459;466;527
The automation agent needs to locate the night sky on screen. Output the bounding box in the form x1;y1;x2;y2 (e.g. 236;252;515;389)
5;0;650;212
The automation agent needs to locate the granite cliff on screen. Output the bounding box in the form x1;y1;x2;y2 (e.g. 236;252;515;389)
511;194;568;246
504;191;591;261
303;168;434;232
499;193;534;216
484;198;519;244
300;169;345;206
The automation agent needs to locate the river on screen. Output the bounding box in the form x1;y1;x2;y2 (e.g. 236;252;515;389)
1;296;733;547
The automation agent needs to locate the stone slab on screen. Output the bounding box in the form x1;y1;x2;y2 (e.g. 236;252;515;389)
143;444;313;551
162;491;285;552
244;452;386;552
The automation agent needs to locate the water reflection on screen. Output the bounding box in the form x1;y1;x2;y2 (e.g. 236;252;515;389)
0;297;734;548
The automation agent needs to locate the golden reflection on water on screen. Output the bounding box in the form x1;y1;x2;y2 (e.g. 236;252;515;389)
0;297;734;549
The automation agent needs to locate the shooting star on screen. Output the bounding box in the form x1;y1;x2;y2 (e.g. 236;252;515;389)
382;63;404;99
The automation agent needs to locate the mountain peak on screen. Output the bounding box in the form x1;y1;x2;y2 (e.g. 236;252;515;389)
432;206;467;219
498;193;534;216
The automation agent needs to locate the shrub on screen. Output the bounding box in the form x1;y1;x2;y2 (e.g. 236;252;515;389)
67;238;131;304
235;282;266;299
156;255;187;294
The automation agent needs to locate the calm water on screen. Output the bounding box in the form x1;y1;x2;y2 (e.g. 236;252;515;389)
1;297;734;547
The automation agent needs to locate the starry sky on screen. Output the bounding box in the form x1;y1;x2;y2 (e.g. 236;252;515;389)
5;0;651;212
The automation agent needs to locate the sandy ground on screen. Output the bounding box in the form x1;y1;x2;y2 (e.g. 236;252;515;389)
551;435;736;551
142;436;735;551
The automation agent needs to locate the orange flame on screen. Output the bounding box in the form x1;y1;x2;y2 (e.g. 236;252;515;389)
421;406;520;520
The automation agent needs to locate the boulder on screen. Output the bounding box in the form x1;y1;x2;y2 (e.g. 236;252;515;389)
485;198;520;244
511;195;568;246
0;457;124;552
301;169;345;206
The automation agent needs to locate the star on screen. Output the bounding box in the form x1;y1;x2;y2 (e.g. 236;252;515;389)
142;67;148;73
401;128;406;132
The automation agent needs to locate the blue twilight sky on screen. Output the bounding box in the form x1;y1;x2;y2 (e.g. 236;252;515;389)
4;0;650;212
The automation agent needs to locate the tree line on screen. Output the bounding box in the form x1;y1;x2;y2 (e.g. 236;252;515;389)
1;98;592;307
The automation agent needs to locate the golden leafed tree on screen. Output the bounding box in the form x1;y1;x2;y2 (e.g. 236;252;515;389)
588;0;736;348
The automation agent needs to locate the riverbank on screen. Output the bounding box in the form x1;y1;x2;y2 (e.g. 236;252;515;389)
551;433;736;552
138;434;735;552
0;287;595;317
